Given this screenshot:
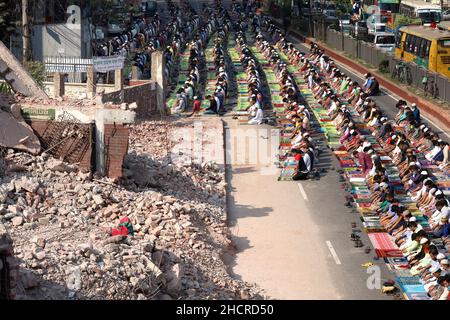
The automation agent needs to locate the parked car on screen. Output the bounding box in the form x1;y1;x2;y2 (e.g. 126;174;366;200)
338;14;352;34
368;22;386;35
323;3;337;17
443;10;450;21
367;32;395;52
350;21;368;40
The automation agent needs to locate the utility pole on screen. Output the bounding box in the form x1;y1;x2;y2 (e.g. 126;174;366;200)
22;0;31;64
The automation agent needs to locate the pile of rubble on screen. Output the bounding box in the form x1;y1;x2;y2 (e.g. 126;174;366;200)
0;118;263;300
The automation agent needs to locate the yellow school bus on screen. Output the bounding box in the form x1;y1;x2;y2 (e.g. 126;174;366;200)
394;25;450;78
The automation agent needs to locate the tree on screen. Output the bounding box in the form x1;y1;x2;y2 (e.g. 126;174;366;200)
22;0;32;64
0;0;19;46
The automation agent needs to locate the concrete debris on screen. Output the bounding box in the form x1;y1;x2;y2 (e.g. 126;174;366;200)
46;159;78;173
2;118;262;300
0;108;41;154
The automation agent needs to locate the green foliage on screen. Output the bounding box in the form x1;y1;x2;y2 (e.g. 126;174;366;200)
0;0;18;45
335;0;352;16
0;81;13;93
379;60;389;74
24;61;46;88
392;14;422;29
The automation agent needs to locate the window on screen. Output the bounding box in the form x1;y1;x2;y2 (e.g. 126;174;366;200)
424;40;431;57
439;39;450;47
395;32;403;49
376;35;395;44
405;34;413;53
413;36;420;54
416;37;425;57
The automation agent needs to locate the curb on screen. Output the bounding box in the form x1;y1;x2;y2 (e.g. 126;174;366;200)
277;24;450;133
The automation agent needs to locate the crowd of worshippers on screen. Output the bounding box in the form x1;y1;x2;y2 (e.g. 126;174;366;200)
138;2;200;80
203;23;231;115
250;22;317;179
173;18;218;113
235;31;265;124
292;37;450;298
92;16;161;58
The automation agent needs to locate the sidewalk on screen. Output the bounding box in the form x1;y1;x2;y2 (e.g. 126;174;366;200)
270;18;450;132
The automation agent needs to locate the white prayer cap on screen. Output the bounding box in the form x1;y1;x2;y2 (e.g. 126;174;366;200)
441;259;449;265
303;132;310;137
381;117;387;122
350;129;355;134
371;154;378;159
380;182;388;188
409;162;416;167
368;149;374;154
424;128;430;133
429;265;440;274
423;178;432;183
420;124;426;129
193;96;198;100
437;253;446;260
420;238;429;245
421;170;428;175
409;217;417;222
392;135;397;139
412;103;417;107
430;188;437;195
436;190;443;196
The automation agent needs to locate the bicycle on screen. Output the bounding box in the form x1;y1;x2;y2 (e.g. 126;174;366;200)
392;62;412;85
422;75;439;99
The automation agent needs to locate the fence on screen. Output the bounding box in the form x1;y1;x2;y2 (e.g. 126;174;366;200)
44;56;92;83
324;29;450;104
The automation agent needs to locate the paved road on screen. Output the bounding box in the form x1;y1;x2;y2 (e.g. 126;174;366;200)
182;0;422;300
225;120;394;300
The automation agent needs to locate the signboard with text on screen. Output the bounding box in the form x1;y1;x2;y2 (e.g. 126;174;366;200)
93;55;126;73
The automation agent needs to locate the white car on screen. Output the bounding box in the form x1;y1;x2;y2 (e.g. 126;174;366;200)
368;32;395;52
368;23;387;35
443;10;450;21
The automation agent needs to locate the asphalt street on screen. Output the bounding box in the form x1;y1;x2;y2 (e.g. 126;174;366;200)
187;0;447;300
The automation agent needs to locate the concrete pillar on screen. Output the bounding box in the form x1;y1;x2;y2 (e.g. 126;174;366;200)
86;66;96;99
114;68;124;91
114;68;124;103
131;65;140;80
53;72;65;98
94;108;136;177
151;51;166;114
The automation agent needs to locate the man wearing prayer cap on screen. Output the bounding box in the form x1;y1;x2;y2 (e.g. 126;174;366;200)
432;215;450;238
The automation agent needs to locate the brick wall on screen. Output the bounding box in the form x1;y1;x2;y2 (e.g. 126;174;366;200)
103;123;129;180
27;120;93;172
102;82;157;118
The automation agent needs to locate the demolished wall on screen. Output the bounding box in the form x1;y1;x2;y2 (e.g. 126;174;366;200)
0;41;47;98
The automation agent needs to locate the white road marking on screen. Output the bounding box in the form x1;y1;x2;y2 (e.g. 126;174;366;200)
297;183;308;201
326;241;342;265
